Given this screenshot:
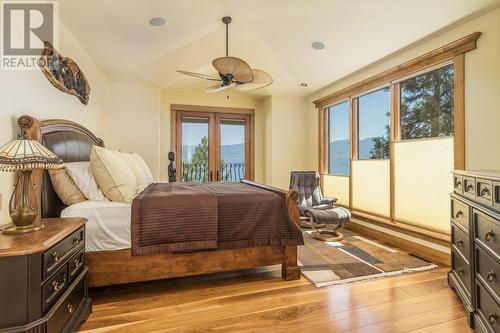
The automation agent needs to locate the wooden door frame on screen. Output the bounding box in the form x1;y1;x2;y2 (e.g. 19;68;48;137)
171;104;255;181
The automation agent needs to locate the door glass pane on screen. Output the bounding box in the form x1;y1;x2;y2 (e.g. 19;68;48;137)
358;87;390;159
400;64;454;140
220;119;245;182
181;117;209;182
328;101;350;176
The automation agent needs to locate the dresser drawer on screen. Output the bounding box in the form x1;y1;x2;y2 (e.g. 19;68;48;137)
494;181;500;212
464;176;476;200
476;246;500;304
42;264;68;312
454;174;464;195
475;209;500;260
43;227;85;280
69;247;85;283
452;197;470;232
477;178;494;207
452;247;472;297
476;282;500;333
451;222;470;262
46;272;86;333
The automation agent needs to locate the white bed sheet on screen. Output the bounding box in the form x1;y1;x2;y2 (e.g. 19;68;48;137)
61;201;131;252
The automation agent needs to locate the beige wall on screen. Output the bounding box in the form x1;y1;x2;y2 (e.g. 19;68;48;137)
0;22;109;225
307;8;500;233
103;83;161;179
159;88;265;183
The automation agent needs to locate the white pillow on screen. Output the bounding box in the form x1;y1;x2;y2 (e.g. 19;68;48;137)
65;162;108;201
117;152;149;192
90;146;137;203
132;153;154;185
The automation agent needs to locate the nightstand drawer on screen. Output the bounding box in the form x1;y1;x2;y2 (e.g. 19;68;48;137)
476;282;500;333
452;247;472;297
451;222;470;262
464;176;476;200
43;264;68;312
43;226;84;280
476;246;500;304
475;209;500;260
477;178;494;207
47;271;87;333
69;247;85;282
451;197;469;232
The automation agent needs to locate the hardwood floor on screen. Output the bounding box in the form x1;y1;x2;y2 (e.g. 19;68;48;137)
77;266;473;333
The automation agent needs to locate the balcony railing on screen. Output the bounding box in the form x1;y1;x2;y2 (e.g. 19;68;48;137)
181;162;245;182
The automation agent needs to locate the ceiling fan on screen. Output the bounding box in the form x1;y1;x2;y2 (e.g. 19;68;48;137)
177;16;273;93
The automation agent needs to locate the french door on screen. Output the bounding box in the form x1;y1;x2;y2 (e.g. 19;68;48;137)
174;109;253;182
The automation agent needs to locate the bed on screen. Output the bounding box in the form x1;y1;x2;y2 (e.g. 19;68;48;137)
23;116;302;287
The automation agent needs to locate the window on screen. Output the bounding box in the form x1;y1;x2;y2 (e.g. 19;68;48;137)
328;101;350;176
357;87;390;159
400;64;454;140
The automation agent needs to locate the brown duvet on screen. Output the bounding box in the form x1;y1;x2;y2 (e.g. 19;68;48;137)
131;182;304;255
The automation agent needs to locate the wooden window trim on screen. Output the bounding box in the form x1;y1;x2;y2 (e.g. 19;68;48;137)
315;32;480;237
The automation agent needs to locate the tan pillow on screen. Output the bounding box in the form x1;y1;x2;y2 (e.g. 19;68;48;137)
132;153;154;184
48;168;86;205
117;152;149;192
90;146;137;203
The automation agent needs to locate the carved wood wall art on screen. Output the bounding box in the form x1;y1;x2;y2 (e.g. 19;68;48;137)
38;41;91;105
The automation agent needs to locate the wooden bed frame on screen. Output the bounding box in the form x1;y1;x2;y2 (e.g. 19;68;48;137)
22;116;302;287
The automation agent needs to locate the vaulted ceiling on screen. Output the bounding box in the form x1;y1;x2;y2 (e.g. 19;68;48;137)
59;0;500;97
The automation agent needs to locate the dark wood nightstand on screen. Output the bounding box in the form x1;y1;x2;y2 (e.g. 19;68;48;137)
0;218;91;332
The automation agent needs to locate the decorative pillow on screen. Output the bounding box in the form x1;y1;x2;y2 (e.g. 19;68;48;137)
48;168;86;205
132;153;154;185
90;146;137;203
117;152;149;192
65;161;108;201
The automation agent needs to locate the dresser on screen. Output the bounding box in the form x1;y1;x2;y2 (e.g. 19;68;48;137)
0;218;91;333
449;170;500;333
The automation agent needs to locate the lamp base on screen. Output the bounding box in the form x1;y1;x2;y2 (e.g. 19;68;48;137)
2;223;45;234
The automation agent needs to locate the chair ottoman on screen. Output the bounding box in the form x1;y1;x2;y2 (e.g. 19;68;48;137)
307;207;351;241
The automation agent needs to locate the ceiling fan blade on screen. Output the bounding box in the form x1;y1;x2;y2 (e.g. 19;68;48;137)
205;82;236;93
212;57;254;83
236;69;273;91
176;70;221;81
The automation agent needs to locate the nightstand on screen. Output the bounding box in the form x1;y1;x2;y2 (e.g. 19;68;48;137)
0;218;91;332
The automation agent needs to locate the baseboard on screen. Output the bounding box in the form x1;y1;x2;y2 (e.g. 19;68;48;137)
346;218;451;266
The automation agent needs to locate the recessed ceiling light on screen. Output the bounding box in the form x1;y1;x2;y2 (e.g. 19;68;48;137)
311;41;325;50
149;17;166;27
301;83;308;87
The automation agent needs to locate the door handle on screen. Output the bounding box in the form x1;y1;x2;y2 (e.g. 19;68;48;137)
209;171;213;182
216;170;220;181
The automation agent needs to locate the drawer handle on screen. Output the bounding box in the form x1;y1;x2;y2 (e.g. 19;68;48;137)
454;180;462;188
455;210;463;219
456;239;463;247
480;187;490;196
485;230;495;242
52;279;65;292
67;303;75;314
487;270;496;282
73;236;81;246
488;313;497;324
74;258;83;268
456;267;464;276
52;251;61;262
466;184;474;192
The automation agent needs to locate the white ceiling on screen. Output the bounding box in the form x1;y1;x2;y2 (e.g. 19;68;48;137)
59;0;500;97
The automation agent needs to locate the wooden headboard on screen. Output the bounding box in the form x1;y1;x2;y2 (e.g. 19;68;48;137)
22;116;104;218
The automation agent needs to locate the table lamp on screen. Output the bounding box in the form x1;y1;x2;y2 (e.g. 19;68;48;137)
0;116;63;234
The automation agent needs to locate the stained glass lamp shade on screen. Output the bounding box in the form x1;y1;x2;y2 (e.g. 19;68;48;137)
0;137;63;233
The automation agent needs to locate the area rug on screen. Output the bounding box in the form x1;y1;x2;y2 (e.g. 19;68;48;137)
298;229;438;287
